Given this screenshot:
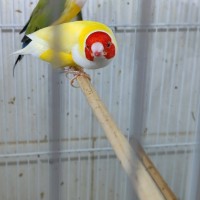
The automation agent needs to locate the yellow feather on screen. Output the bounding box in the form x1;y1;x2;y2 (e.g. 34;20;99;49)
53;2;81;25
39;49;77;67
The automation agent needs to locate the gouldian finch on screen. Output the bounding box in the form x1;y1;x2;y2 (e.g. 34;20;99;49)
13;21;117;71
13;0;87;73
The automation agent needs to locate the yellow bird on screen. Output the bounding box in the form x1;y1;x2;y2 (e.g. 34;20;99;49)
14;21;118;71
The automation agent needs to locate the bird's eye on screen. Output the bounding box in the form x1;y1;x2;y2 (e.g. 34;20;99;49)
107;42;111;48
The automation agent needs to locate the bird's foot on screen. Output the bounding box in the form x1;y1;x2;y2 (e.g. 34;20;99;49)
64;67;91;88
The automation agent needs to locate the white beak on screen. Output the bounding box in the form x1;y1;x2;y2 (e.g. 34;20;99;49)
91;42;104;57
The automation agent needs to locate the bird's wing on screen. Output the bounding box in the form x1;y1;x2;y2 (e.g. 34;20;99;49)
21;0;86;35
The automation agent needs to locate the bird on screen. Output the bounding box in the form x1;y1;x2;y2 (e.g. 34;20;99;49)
13;0;87;75
13;21;117;70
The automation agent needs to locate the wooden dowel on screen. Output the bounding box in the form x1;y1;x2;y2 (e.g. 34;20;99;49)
77;76;168;200
131;138;177;200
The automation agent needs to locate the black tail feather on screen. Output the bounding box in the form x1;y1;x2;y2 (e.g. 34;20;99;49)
13;37;31;77
13;55;24;77
13;16;32;77
21;35;32;47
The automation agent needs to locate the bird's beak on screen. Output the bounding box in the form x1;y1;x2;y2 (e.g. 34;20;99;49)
94;51;102;57
91;42;104;58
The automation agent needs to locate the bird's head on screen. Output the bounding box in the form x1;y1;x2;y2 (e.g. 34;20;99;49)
72;27;117;69
84;31;116;62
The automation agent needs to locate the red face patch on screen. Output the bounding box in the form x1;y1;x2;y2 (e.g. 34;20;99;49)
85;31;116;61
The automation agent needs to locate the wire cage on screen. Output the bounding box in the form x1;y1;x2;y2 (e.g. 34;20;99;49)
0;0;200;199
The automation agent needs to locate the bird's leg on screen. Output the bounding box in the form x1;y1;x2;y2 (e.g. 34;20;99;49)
63;66;91;87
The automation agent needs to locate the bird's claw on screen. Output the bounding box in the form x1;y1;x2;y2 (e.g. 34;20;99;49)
64;67;91;88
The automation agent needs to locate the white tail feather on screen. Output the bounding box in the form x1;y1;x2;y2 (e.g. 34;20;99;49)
12;48;26;55
13;41;49;57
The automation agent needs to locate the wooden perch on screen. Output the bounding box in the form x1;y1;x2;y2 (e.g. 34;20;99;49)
131;137;177;200
77;76;177;200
